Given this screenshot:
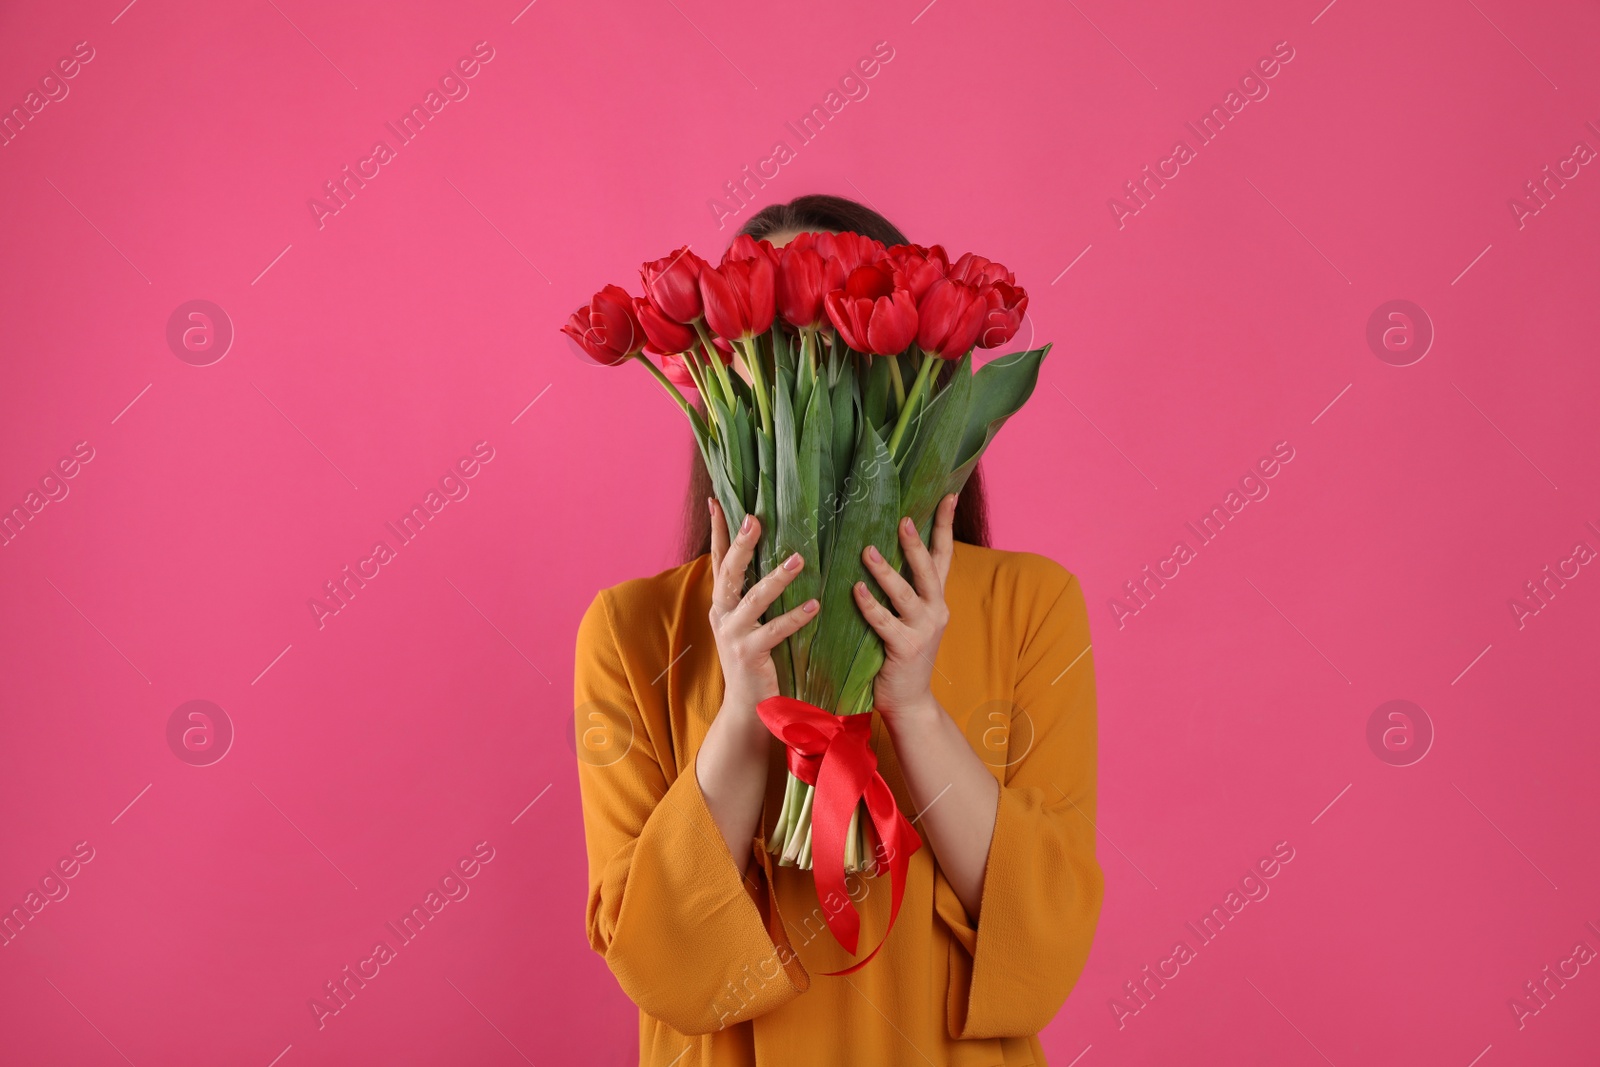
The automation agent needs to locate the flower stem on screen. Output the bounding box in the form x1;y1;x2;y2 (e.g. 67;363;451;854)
632;353;701;430
772;772;802;856
862;810;881;876
783;784;814;866
693;320;738;403
678;353;719;436
886;351;938;458
886;355;906;409
739;337;773;435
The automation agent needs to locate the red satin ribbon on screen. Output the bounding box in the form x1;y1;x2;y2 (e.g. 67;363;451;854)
756;695;922;976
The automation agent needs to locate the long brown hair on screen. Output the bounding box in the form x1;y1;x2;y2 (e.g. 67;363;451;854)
679;193;991;562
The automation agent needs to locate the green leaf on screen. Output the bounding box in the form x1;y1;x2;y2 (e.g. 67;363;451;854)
944;345;1049;502
793;332;816;429
733;403;758;514
815;359;979;712
701;436;745;550
774;380;825;694
827;355;858;546
772;327;795;403
707;390;739;492
835;633;884;720
810;365;836;573
698;396;753;553
952;344;1050;471
899;353;974;535
724;361;755;411
753;425;776;583
770;373;798;690
805;419;899;714
862;353;891;432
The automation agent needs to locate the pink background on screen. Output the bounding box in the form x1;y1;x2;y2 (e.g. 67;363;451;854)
2;0;1597;1064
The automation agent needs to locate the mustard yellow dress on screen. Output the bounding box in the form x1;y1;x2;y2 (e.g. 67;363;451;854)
573;541;1103;1066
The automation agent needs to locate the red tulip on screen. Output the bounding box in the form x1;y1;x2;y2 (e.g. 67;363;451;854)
661;354;697;390
947;251;1016;289
915;277;986;360
776;243;845;330
722;233;780;271
886;243;949;303
816;231;887;278
560;285;643;366
640;246;711;324
783;231;831;257
824;262;918;356
632;297;697;355
699;257;776;342
976;280;1029;348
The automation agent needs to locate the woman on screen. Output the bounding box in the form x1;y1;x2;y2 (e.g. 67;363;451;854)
574;195;1102;1065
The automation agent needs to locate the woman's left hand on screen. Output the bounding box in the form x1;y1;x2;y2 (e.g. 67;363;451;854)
855;492;959;726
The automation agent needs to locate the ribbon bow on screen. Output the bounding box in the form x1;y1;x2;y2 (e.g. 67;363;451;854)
756;695;922;976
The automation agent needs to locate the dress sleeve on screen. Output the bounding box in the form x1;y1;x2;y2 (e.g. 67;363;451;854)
934;566;1105;1040
574;590;808;1035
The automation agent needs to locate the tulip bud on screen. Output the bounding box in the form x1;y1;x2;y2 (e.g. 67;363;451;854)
817;231;889;278
699;257;776;342
560;285;644;365
824;263;918;356
886;243;950;303
633;297;698;355
916;277;986;360
776;245;844;331
640;246;711;324
661;354;697;391
976;281;1028;349
722;234;780;271
948;251;1017;289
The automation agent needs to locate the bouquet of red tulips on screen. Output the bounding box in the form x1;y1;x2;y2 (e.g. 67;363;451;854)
563;232;1047;875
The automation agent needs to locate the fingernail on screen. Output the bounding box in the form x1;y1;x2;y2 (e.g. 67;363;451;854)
784;552;802;571
802;599;818;613
707;497;715;515
865;545;881;562
855;581;867;594
902;517;914;533
740;514;754;534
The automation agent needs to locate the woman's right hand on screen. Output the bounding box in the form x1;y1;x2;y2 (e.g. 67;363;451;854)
698;499;819;872
707;498;819;716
